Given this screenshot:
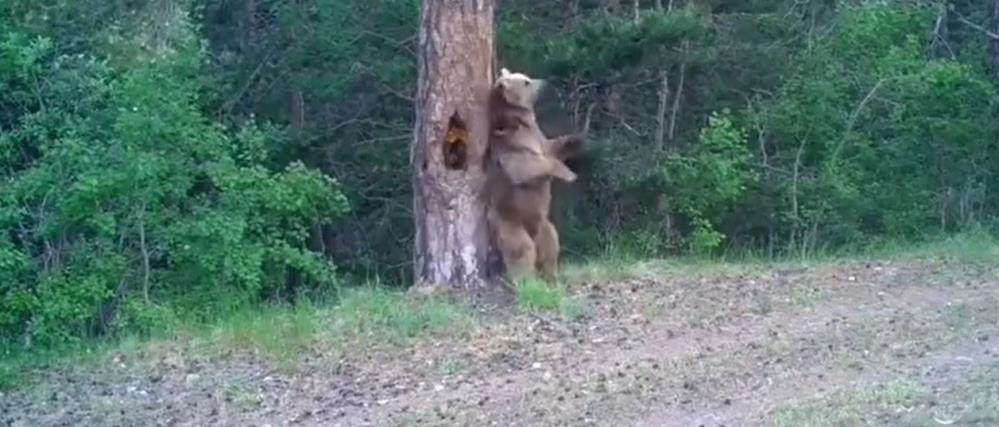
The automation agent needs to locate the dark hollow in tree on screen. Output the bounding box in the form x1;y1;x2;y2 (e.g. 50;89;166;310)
411;0;499;291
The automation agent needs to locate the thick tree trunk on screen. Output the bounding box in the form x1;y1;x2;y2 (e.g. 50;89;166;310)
411;0;497;291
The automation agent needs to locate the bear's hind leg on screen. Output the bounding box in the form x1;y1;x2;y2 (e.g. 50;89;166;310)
534;219;560;284
496;218;537;283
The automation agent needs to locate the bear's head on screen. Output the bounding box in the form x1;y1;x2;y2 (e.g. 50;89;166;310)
492;67;545;110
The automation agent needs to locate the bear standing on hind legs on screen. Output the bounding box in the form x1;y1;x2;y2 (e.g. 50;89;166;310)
485;68;583;284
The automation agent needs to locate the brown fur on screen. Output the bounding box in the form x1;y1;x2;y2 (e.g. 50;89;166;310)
485;68;583;283
488;69;576;185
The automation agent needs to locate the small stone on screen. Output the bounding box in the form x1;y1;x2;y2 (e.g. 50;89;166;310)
434;384;445;392
185;374;200;385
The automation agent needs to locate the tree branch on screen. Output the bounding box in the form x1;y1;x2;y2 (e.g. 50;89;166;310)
955;14;999;41
831;78;887;163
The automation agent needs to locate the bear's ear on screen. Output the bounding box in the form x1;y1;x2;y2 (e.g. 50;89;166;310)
500;68;511;77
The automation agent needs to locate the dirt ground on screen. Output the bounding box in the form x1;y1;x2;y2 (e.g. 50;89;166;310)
2;257;998;427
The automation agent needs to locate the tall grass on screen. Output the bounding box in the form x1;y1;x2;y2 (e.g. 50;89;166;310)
0;283;476;390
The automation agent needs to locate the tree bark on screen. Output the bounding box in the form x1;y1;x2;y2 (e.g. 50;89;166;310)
992;0;999;85
654;70;670;150
654;0;672;151
290;87;305;137
668;47;686;142
411;0;497;291
604;0;621;15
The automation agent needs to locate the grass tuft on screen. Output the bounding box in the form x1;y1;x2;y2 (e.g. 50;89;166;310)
209;301;320;369
772;379;923;427
330;285;476;340
561;259;637;284
516;278;564;311
515;278;588;321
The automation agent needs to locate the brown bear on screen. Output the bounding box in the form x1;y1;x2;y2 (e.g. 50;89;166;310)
488;68;577;185
485;68;583;284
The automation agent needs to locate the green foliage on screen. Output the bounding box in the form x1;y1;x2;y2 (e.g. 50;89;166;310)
3;0;999;358
200;0;419;282
623;112;754;255
758;2;998;252
501;7;708;78
0;4;348;349
499;0;997;261
669;112;754;253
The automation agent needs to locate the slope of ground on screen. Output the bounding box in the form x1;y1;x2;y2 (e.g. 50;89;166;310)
2;256;998;426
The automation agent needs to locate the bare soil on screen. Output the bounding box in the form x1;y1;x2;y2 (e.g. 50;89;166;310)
3;257;998;426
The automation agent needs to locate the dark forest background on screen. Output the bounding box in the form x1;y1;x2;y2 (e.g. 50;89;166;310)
2;0;998;348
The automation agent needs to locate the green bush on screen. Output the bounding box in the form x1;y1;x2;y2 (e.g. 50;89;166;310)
3;0;999;352
0;8;348;348
758;2;997;252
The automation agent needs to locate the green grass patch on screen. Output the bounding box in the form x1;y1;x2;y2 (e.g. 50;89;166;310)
0;347;54;390
561;229;999;290
201;285;476;367
207;301;321;370
0;284;477;391
789;285;821;308
223;381;265;411
561;256;640;284
0;337;123;391
771;379;923;427
514;278;588;321
516;278;565;311
558;295;589;321
330;285;477;340
841;227;999;265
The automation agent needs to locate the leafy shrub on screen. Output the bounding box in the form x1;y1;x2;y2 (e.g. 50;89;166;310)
757;2;998;252
0;9;348;348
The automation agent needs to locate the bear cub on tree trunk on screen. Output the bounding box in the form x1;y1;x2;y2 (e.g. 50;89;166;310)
485;68;583;284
